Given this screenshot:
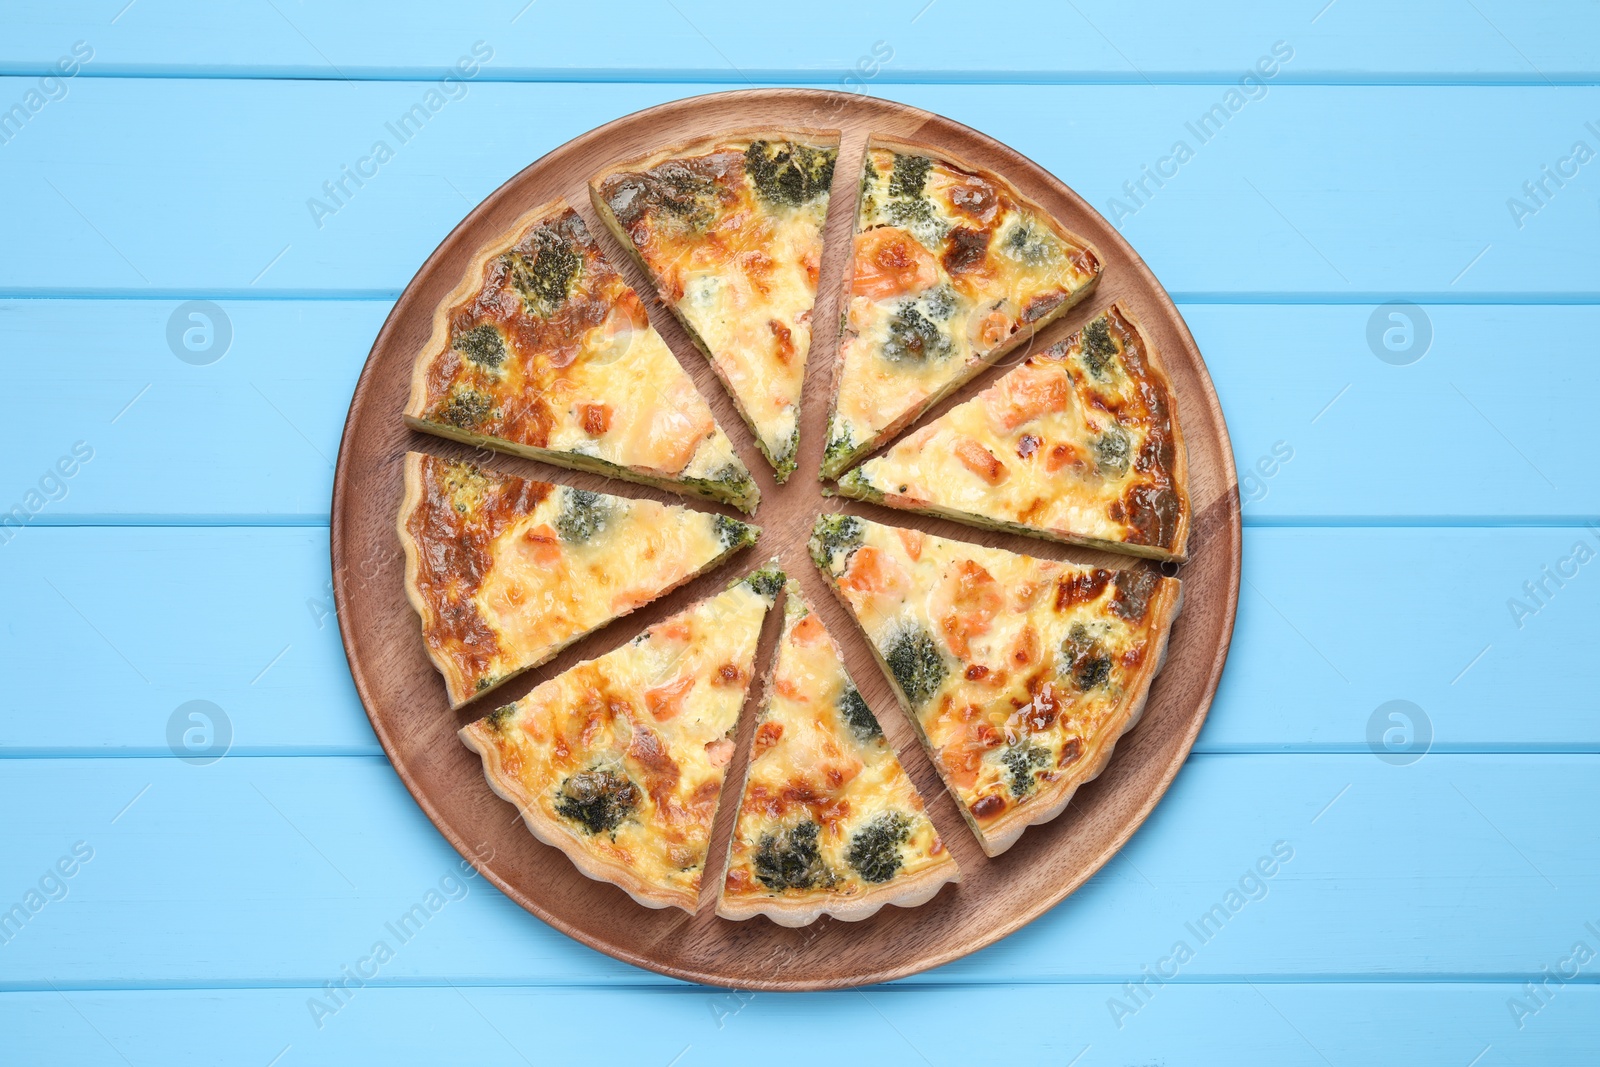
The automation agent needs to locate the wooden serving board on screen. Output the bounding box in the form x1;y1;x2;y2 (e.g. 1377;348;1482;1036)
330;88;1241;990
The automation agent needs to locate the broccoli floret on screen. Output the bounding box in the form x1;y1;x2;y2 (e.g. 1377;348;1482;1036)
555;487;610;542
882;302;952;363
1094;427;1131;477
823;422;856;469
713;515;756;551
742;564;785;600
883;625;946;708
808;513;865;571
1003;220;1057;265
923;285;957;320
1081;316;1117;378
1001;743;1050;798
1060;623;1113;691
484;702;517;730
437;388;491;429
845;812;911;883
554;768;640;835
888;154;932;199
838;684;882;742
744;141;836;206
508;226;580;315
754;820;828;890
771;425;800;480
453;323;506;368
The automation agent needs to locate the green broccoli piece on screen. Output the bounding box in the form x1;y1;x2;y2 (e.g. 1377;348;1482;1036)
484;702;517;731
1001;743;1050;798
823;422;857;470
1060;623;1113;691
883;625;946;708
555;487;611;542
436;389;491;429
754;820;828;890
1081;316;1117;378
888;154;932;199
554;768;640;835
713;514;756;551
808;513;865;571
744;141;836;206
845;812;911;883
1094;427;1131;477
742;563;785;600
838;684;883;743
453;324;506;368
508;226;580;315
882;302;953;363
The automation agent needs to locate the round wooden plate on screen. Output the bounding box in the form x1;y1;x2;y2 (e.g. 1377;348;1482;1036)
331;88;1240;991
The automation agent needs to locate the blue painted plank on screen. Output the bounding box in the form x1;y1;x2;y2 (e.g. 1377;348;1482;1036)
3;300;1595;522
2;526;1595;755
0;754;1592;986
1;81;1598;295
3;0;1598;82
2;984;1594;1066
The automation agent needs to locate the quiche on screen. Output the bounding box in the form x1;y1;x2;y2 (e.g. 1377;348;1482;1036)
808;514;1180;856
718;579;959;926
820;137;1102;479
403;197;760;513
835;304;1188;560
590;131;839;481
459;563;783;911
397;452;758;708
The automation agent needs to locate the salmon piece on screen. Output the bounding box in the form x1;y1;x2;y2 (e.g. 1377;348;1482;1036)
852;227;939;300
519;524;563;568
645;674;695;722
841;545;910;601
790;613;828;647
954;437;1007;485
987;363;1071;431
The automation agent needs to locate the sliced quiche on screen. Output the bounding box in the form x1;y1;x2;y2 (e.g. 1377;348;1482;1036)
397;452;757;708
836;304;1189;560
808;514;1180;857
459;562;783;911
820;137;1102;479
404;198;760;513
718;579;958;926
591;131;840;481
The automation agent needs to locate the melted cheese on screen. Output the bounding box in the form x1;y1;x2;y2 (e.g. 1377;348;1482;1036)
822;142;1101;477
405;201;758;512
720;580;954;918
460;569;779;911
837;304;1188;560
592;136;836;480
398;453;757;708
811;516;1176;853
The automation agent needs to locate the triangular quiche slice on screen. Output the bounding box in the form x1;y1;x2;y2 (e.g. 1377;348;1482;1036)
397;452;758;708
820;136;1102;479
718;579;959;926
590;131;840;481
808;515;1180;857
459;561;783;911
836;303;1189;561
404;197;760;513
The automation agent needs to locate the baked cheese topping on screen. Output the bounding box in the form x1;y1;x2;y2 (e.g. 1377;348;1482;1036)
459;565;782;911
398;453;758;708
837;304;1188;560
720;580;955;920
822;141;1101;478
405;201;758;512
592;135;838;481
809;515;1176;854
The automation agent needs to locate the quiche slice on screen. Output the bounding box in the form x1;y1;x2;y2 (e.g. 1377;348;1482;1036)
404;198;759;513
808;515;1180;857
836;304;1189;561
590;131;840;481
820;137;1102;479
459;562;783;911
718;579;959;926
397;452;758;708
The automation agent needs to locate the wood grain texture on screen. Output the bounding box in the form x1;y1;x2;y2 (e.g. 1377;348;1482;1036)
329;89;1240;990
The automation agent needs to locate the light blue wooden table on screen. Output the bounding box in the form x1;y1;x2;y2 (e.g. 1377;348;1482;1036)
3;2;1598;1062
